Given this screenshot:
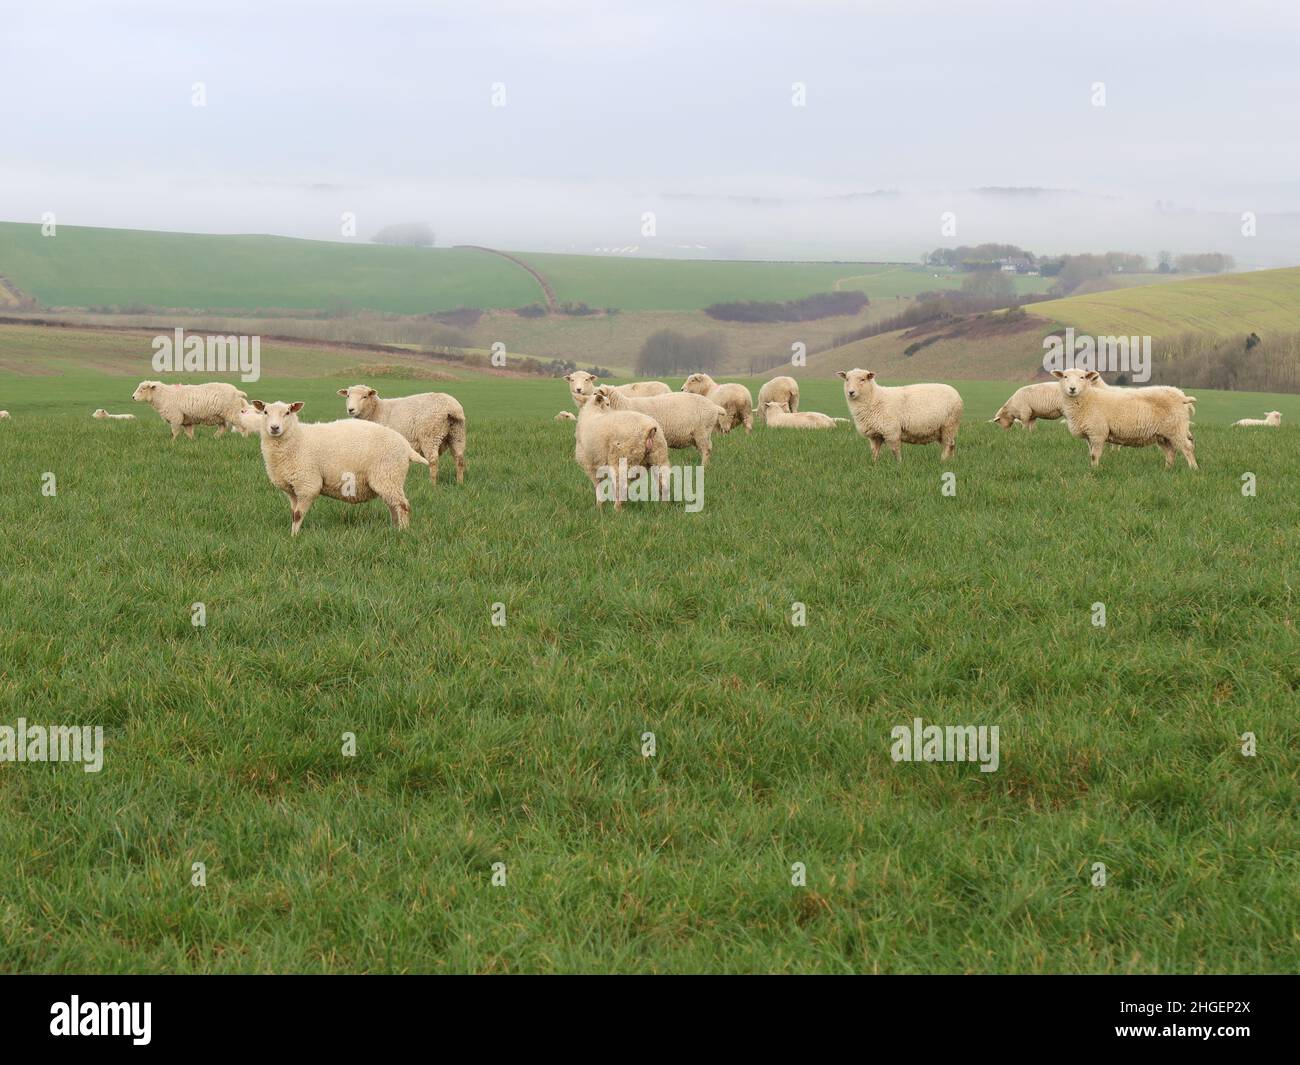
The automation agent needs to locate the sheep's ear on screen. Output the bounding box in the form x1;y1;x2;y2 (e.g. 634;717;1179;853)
1084;371;1099;380
366;389;377;398
836;371;847;380
289;402;304;413
251;400;266;412
1051;370;1065;379
865;371;876;380
336;389;348;396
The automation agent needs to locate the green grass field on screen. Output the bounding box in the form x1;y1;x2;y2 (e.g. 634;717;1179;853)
1028;267;1300;338
1;335;1296;972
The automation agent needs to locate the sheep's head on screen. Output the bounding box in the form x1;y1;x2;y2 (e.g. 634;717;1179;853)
837;369;876;400
1051;368;1099;398
763;401;785;416
681;373;712;395
1266;411;1283;424
237;407;265;434
554;410;576;422
714;405;732;433
131;381;162;403
589;388;617;413
564;371;598;403
337;384;379;418
990;406;1015;429
251;400;304;437
93;409;108;418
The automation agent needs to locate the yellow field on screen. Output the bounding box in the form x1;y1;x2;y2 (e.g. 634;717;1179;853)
1027;267;1300;337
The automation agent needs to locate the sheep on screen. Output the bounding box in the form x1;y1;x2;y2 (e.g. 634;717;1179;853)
574;388;670;509
235;406;265;436
757;376;800;423
338;384;466;485
563;371;670;409
837;369;963;461
250;400;428;535
1233;411;1282;427
131;380;248;440
92;409;136;420
680;373;753;432
761;402;849;429
555;410;577;422
593;384;725;464
1052;368;1197;469
990;382;1066;429
0;411;10;420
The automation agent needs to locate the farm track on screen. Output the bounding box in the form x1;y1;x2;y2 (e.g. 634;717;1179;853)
456;245;558;311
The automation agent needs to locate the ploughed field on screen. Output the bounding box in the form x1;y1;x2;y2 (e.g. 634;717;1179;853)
0;368;1296;973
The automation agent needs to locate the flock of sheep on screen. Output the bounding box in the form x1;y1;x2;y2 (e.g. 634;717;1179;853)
0;367;1284;531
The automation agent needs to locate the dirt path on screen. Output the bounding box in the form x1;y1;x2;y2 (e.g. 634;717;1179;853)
0;275;32;308
455;245;558;312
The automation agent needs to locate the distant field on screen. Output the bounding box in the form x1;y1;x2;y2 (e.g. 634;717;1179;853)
0;223;543;314
1;324;1296;972
1028;267;1300;338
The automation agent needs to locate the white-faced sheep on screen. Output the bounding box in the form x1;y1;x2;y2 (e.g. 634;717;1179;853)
1052;368;1197;469
574;389;670;509
338;384;466;485
838;369;963;461
250;400;428;535
0;411;10;420
757;376;800;424
990;382;1066;429
131;380;248;440
555;410;577;422
1233;411;1282;427
681;373;753;432
563;371;670;408
593;385;725;464
761;402;848;429
92;409;136;420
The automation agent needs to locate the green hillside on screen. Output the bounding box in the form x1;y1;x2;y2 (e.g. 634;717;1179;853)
1028;267;1300;337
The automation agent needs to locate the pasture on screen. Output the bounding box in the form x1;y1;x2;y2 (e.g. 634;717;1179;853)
0;351;1296;972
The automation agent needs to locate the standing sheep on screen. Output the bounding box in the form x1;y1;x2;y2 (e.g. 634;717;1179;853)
1233;411;1282;427
250;400;428;535
680;373;753;432
563;371;670;408
92;409;136;420
757;376;800;423
990;382;1066;429
338;384;466;485
838;369;963;461
1052;368;1197;469
593;385;725;464
761;402;848;429
131;380;248;440
574;389;670;509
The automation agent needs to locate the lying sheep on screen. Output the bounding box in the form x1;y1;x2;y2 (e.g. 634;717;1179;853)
0;411;10;420
574;388;669;509
838;369;963;461
92;409;136;420
1052;368;1197;469
555;410;577;422
338;384;466;485
757;376;800;424
250;400;428;534
761;402;848;429
681;373;753;432
593;384;725;464
563;371;671;408
1233;411;1282;427
131;380;248;440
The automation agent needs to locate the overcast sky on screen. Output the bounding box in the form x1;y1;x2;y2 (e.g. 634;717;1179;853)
4;0;1299;263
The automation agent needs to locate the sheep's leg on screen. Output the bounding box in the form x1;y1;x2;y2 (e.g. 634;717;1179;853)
940;428;957;459
213;423;228;438
743;411;753;433
1157;437;1176;469
887;437;903;462
868;436;883;462
290;485;320;536
427;445;440;485
184;425;195;439
1087;437;1105;467
385;493;412;529
1024;416;1036;430
695;430;711;466
448;421;467;483
1178;436;1198;470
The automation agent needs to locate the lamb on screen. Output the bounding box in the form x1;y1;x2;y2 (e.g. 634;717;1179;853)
574;388;670;509
250;400;428;535
761;402;849;429
131;380;248;440
235;407;265;436
338;384;466;485
991;382;1066;429
555;410;577;422
680;373;753;432
593;384;725;464
1052;368;1197;469
563;371;670;408
757;376;800;423
92;409;136;420
837;369;963;461
1233;411;1282;427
